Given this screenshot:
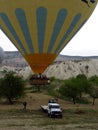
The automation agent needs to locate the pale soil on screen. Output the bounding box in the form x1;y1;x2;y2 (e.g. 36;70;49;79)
0;93;98;130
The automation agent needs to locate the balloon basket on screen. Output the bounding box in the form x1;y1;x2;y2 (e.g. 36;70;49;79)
29;74;50;85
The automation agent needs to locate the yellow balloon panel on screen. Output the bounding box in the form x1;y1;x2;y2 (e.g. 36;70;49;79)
0;0;97;73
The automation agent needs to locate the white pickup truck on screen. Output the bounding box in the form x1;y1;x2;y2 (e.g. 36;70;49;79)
41;100;62;118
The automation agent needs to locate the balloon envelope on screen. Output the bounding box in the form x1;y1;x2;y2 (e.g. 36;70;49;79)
0;0;97;73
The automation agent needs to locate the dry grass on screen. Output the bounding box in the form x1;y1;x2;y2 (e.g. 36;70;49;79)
0;92;98;130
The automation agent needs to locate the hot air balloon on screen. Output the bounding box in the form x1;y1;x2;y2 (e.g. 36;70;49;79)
0;0;97;74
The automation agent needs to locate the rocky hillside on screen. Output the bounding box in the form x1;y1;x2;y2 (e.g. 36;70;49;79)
45;59;98;79
1;51;98;79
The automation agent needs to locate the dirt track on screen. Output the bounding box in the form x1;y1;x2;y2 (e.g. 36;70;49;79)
0;93;98;130
0;110;98;130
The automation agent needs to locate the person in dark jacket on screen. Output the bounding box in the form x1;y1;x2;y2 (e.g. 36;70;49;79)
23;101;27;110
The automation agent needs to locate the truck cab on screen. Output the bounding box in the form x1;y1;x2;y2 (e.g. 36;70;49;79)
47;103;62;118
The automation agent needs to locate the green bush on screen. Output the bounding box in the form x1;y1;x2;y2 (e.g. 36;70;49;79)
0;71;26;104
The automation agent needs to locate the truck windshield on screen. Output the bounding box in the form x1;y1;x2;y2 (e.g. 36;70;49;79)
50;105;60;109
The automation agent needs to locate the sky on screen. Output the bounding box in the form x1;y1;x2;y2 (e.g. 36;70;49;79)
0;4;98;56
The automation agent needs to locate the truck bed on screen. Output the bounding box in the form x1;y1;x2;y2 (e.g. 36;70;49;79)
41;105;48;112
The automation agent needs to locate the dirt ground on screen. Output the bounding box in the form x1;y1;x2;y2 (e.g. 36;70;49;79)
0;93;98;130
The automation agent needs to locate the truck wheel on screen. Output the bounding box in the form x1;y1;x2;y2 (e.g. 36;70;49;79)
60;115;62;118
50;114;52;118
